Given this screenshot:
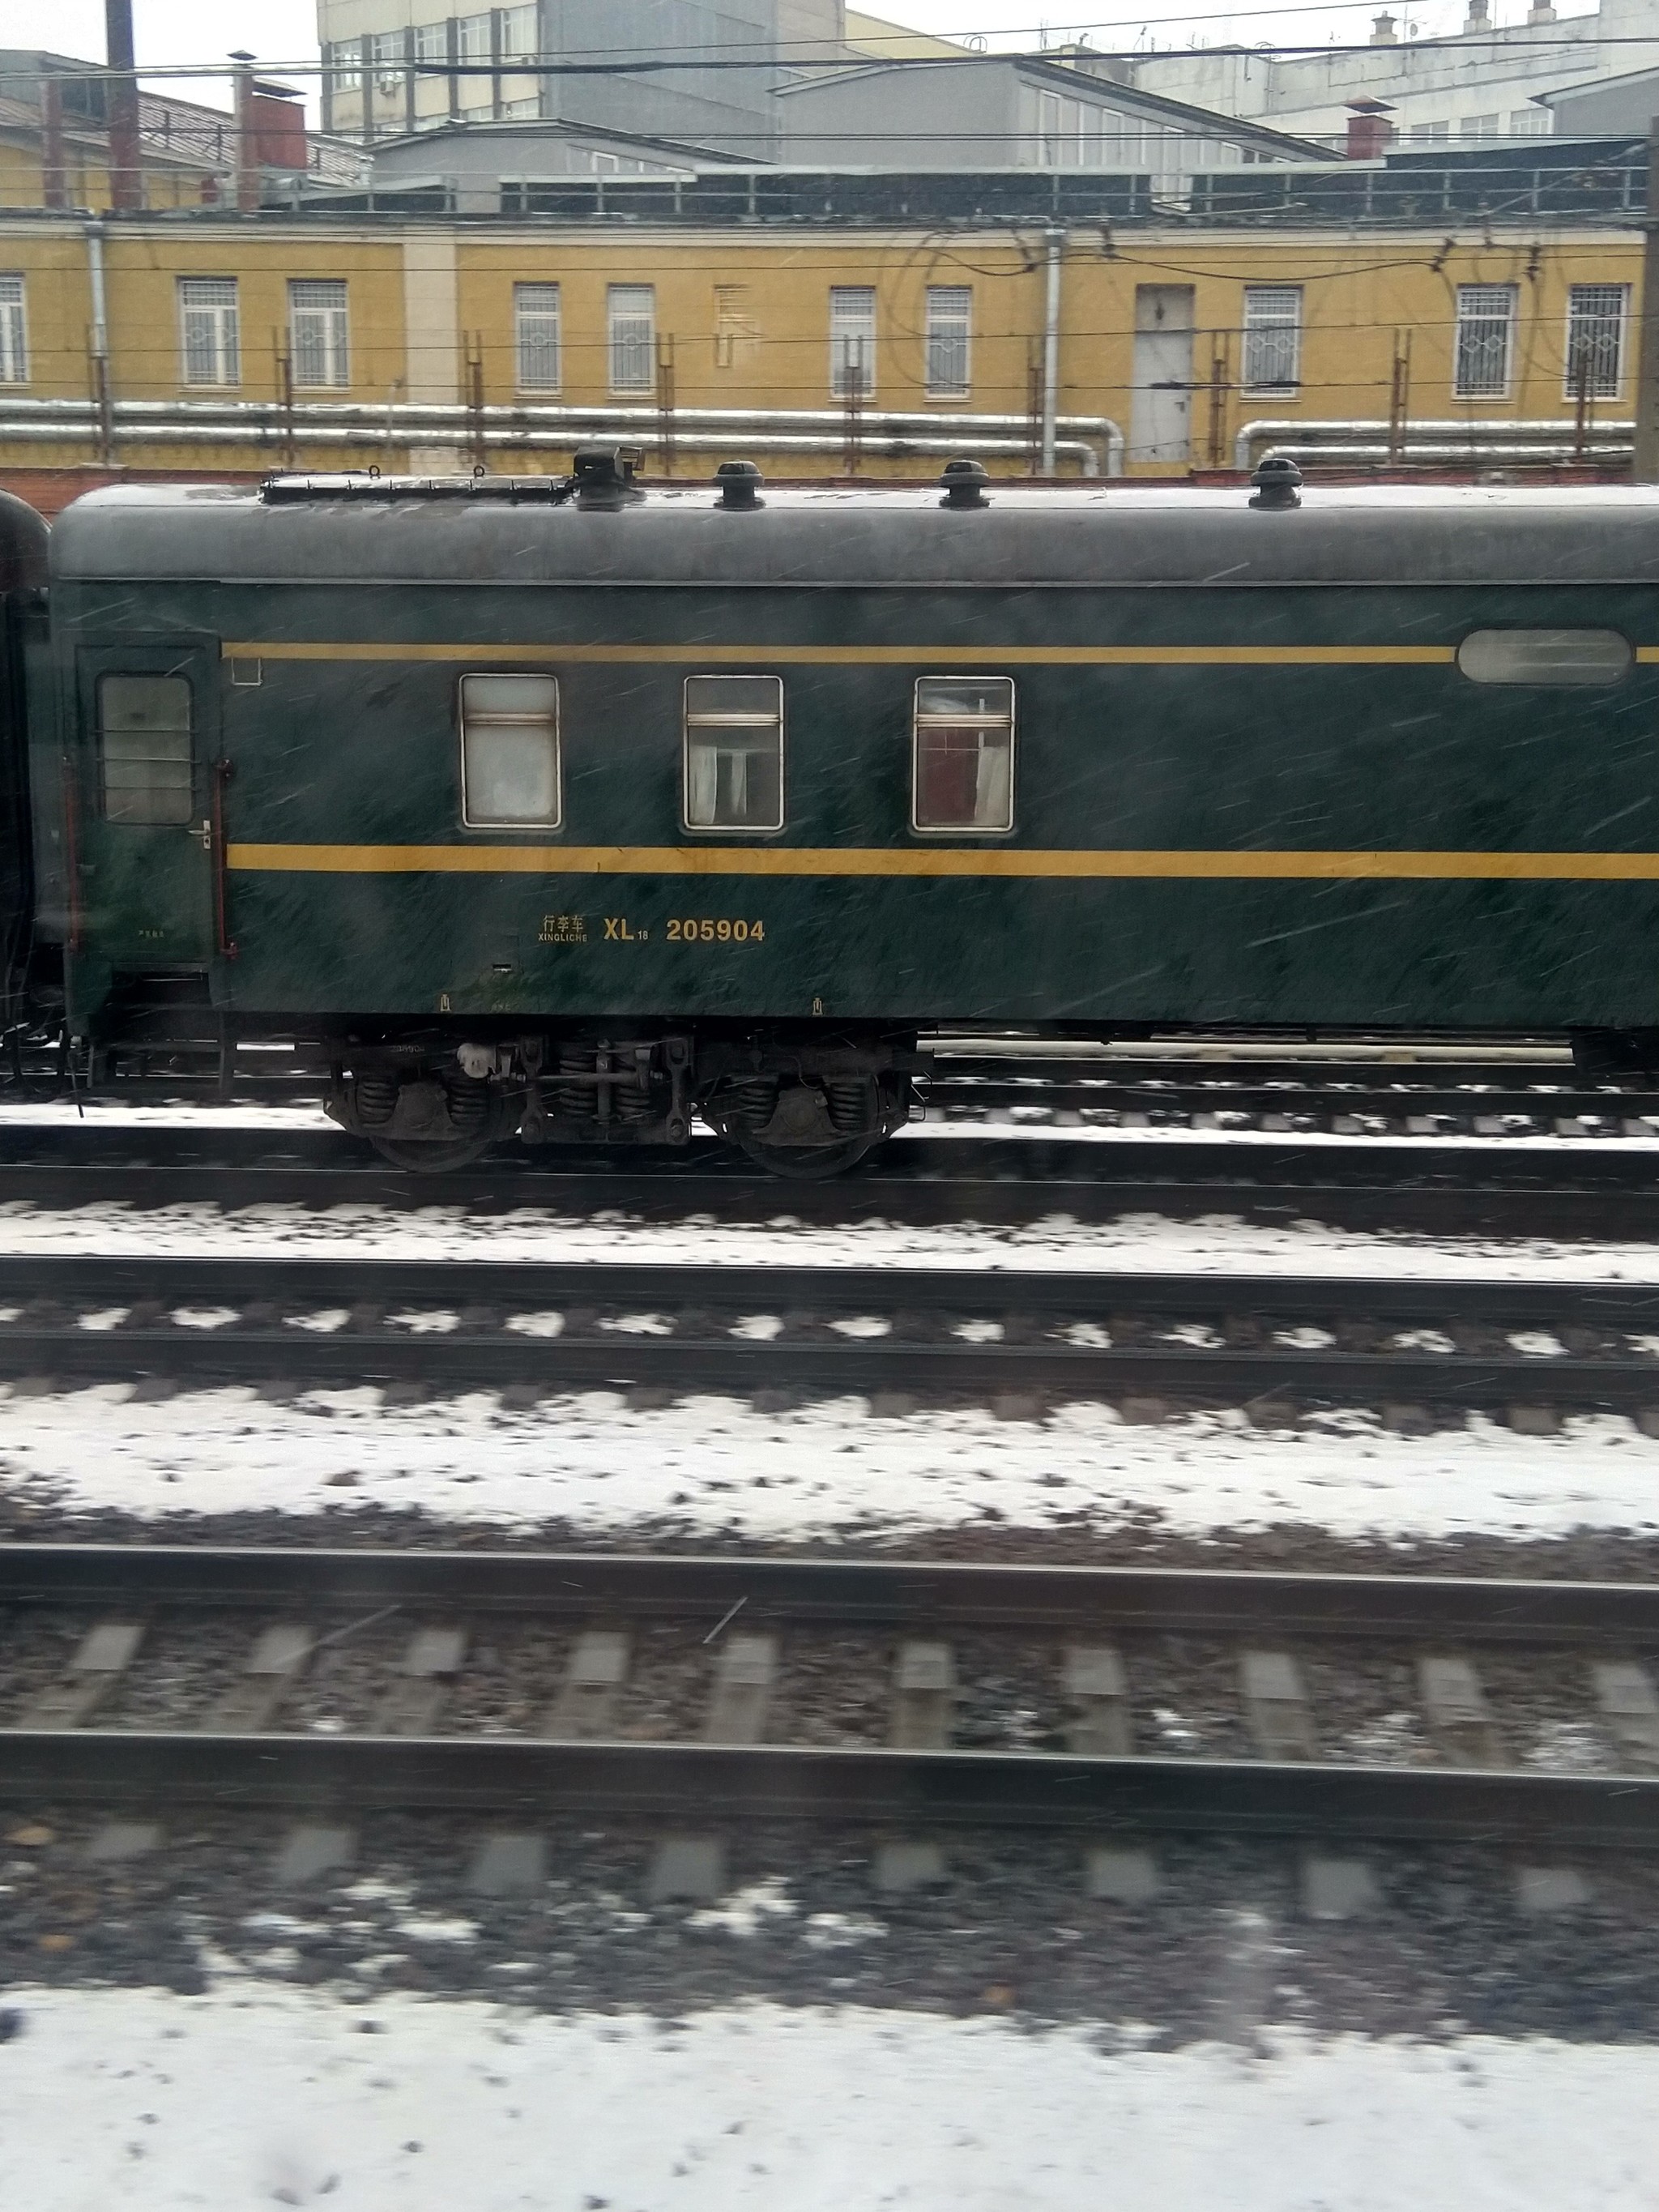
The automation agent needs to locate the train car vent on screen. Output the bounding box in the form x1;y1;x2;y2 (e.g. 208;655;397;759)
1248;455;1303;511
714;459;764;510
571;444;646;510
940;458;990;510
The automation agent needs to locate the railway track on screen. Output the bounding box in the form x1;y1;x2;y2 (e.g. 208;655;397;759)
5;1254;1659;1417
4;1122;1659;1238
3;1545;1657;1847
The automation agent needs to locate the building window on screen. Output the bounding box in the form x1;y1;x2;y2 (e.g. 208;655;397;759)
1460;113;1500;140
369;29;404;93
99;674;193;826
0;275;26;384
1453;284;1516;399
288;280;349;389
1510;107;1550;137
514;282;561;391
1566;283;1629;399
1241;285;1302;395
413;20;448;63
456;11;492;59
925;287;971;399
500;3;538;61
830;286;876;400
459;674;561;827
326;41;361;93
684;677;783;832
912;677;1015;834
1457;630;1631;685
608;284;655;395
1409;121;1450;143
714;284;754;369
178;277;240;388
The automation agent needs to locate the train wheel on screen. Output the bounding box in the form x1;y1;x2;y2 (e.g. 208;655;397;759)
362;1129;504;1172
730;1131;881;1180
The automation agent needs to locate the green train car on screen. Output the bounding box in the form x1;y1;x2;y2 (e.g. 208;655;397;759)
25;451;1659;1172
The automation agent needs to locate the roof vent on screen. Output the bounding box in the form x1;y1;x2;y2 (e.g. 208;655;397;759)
1248;455;1303;511
573;444;644;510
715;459;764;510
940;457;990;510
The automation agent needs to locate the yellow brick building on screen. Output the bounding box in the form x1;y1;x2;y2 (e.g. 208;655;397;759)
0;206;1641;490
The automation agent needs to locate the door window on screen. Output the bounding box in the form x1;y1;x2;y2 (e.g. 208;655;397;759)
99;674;193;824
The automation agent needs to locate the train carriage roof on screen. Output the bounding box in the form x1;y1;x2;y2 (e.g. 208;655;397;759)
47;479;1659;591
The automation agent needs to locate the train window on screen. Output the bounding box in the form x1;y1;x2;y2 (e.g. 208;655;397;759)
459;673;561;828
1456;629;1632;685
912;677;1015;833
684;676;784;832
98;674;193;826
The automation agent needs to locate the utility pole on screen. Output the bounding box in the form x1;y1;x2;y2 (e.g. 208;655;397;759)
104;0;141;211
1633;115;1659;482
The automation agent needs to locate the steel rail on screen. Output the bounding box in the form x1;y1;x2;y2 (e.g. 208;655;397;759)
3;1543;1657;1640
2;1730;1654;1845
5;1258;1659;1405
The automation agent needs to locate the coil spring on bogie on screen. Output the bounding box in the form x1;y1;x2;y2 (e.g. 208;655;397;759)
826;1078;873;1135
725;1077;778;1133
552;1044;593;1122
354;1073;398;1127
442;1070;493;1138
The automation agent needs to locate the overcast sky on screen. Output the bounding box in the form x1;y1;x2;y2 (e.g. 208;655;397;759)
0;0;1586;122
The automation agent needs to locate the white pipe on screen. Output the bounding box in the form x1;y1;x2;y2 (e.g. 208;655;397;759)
0;395;1124;478
1268;443;1633;463
1040;226;1063;480
1235;417;1637;468
0;416;1102;468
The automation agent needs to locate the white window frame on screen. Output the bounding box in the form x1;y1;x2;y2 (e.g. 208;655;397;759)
1453;284;1517;400
682;676;785;835
925;286;971;401
830;286;876;401
178;277;240;389
288;279;349;390
608;284;655;395
1241;285;1302;396
413;21;448;64
326;41;361;93
500;3;538;62
0;275;27;385
458;673;561;830
456;11;492;60
514;281;561;392
1565;283;1629;401
911;677;1017;836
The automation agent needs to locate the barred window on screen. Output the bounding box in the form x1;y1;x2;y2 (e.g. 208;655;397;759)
1454;284;1516;399
178;277;239;388
1241;285;1302;395
925;287;971;400
459;675;561;827
1566;283;1629;400
608;284;655;395
830;286;876;400
684;677;783;832
913;677;1015;834
515;282;561;391
0;275;25;385
100;675;193;826
288;280;348;389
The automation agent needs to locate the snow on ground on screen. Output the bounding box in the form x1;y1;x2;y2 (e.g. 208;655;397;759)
4;1980;1655;2210
6;1385;1659;1543
10;1195;1659;1283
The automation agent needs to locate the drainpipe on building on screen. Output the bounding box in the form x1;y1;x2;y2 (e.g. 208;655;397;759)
1634;116;1659;483
84;221;113;464
1040;224;1063;478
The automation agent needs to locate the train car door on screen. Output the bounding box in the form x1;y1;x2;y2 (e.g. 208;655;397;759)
74;640;219;971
